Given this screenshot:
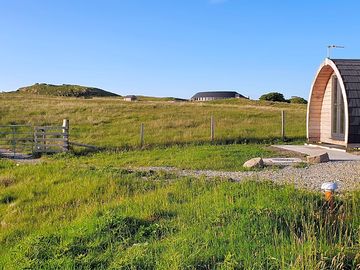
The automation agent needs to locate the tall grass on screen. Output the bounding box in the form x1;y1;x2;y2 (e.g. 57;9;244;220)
0;94;306;148
0;159;359;269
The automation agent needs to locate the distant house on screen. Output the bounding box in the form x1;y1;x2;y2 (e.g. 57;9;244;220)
123;95;137;102
191;91;247;101
307;58;360;148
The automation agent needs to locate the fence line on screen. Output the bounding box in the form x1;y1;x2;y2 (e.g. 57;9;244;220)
0;111;290;156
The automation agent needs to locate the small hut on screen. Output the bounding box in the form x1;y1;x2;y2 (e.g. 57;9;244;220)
307;58;360;148
123;95;137;102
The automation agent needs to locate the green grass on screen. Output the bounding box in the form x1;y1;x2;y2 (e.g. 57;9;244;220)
0;158;359;269
0;93;306;148
65;144;276;171
2;92;356;269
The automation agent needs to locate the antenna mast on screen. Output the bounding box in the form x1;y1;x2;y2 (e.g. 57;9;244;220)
327;45;345;58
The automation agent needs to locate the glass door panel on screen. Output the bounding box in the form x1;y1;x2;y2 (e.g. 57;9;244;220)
331;76;345;140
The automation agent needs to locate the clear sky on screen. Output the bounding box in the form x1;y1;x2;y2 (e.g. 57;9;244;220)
1;0;360;99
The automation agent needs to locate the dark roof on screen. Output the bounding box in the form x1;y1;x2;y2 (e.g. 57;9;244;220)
124;95;137;98
332;59;360;143
191;91;246;99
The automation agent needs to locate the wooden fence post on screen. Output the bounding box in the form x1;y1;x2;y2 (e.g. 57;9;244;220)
210;116;215;142
140;123;144;147
281;110;285;141
62;119;69;151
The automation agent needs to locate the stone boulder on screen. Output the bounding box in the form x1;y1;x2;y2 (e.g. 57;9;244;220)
306;152;329;164
243;157;264;169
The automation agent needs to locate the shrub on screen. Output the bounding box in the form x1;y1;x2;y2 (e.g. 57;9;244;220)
259;92;286;102
289;96;308;104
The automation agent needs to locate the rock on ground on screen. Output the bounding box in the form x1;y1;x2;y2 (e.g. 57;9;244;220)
243;157;264;168
307;152;330;164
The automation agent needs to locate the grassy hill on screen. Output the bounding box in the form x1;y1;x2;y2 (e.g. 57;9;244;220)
16;83;119;97
0;93;306;148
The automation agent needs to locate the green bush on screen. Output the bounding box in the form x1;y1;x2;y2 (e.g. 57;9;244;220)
289;96;308;104
259;92;286;102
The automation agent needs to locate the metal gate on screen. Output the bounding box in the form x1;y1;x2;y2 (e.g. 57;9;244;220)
0;125;34;158
0;120;69;158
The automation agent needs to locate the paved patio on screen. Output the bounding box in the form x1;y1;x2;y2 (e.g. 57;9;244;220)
273;145;360;161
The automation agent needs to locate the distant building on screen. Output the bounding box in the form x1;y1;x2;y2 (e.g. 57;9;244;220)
191;91;247;101
123;95;137;101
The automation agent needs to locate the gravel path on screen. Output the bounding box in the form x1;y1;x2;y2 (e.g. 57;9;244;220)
136;161;360;192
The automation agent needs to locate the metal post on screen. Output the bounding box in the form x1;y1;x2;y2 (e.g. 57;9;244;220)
62;119;69;151
281;110;285;141
140;123;144;147
12;126;16;158
42;129;46;151
210;116;215;142
33;127;38;155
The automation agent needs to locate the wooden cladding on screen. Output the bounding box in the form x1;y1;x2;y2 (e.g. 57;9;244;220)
308;65;334;140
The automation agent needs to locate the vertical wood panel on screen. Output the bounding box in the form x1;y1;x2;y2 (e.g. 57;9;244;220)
308;65;333;141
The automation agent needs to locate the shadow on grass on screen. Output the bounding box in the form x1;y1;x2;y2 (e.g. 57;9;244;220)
12;212;175;269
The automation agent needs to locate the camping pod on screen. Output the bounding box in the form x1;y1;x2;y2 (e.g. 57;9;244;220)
307;58;360;148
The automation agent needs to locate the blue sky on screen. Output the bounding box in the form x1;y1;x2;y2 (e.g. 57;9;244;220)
1;0;360;99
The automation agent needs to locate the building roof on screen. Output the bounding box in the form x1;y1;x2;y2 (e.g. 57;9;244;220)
191;91;246;99
332;59;360;96
124;95;137;99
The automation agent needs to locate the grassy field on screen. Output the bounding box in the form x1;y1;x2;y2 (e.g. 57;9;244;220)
2;94;358;269
0;158;359;269
64;144;279;171
0;93;306;148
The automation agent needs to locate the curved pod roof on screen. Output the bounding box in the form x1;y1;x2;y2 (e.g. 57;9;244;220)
307;58;360;145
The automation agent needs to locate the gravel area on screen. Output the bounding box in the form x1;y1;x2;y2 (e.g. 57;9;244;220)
136;161;360;192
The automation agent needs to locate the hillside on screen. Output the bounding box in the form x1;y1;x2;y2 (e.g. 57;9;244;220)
0;93;306;147
16;83;119;97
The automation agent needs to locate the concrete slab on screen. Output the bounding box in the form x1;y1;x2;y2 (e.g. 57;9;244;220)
263;157;303;166
273;145;360;161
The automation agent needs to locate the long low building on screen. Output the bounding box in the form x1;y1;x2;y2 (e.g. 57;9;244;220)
191;91;247;101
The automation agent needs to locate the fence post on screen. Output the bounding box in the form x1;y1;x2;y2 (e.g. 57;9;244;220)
42;129;46;151
62;119;69;151
33;127;38;155
281;110;285;141
11;126;16;158
210;116;215;142
140;123;144;147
